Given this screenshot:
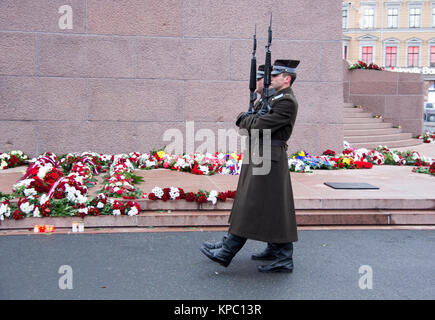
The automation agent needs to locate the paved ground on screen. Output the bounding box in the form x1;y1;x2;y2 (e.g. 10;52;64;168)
1;229;434;300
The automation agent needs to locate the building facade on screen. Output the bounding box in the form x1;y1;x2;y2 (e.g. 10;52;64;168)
343;0;435;102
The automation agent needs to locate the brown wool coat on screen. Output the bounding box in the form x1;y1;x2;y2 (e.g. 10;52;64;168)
228;86;298;243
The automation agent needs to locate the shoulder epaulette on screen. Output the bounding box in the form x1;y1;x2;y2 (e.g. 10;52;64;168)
271;93;292;102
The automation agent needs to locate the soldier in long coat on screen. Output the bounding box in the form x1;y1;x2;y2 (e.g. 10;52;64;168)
200;60;299;273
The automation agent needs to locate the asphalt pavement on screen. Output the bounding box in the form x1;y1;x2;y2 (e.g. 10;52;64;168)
0;230;434;300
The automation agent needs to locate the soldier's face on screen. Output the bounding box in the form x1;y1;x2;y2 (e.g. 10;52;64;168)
256;78;264;94
271;73;291;91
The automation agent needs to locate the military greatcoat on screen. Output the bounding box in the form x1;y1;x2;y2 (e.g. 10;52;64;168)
228;86;298;243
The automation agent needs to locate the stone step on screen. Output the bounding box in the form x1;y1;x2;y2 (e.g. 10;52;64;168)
351;139;423;149
344;122;394;130
345;133;413;143
2;209;435;230
344;117;383;124
343;103;355;108
343;112;373;118
344;128;402;136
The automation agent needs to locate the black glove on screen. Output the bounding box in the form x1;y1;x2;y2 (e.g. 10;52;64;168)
255;106;269;118
235;111;253;126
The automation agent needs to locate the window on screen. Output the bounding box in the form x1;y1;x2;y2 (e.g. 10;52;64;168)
343;45;348;60
431;46;435;67
362;7;375;28
385;47;397;67
342;7;348;29
387;8;399;28
362;46;373;63
408;46;419;67
409;8;421;28
432;7;435;27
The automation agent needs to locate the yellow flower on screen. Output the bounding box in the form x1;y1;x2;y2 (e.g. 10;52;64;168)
298;151;305;157
157;151;165;158
342;157;350;165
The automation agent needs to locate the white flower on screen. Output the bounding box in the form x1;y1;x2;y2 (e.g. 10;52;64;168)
97;202;105;209
20;202;34;214
24;188;37;197
176;158;186;168
169;187;180;200
33;207;41;218
0;160;7;170
151;187;164;198
13;179;33;190
199;165;209;175
0;203;11;220
40;194;49;205
113;209;121;216
37;164;53;179
127;207;138;216
207;190;218;205
145;160;156;168
78;207;88;215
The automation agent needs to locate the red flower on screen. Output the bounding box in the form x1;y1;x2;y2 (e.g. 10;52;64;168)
148;193;159;200
13;209;23;220
185;192;196;202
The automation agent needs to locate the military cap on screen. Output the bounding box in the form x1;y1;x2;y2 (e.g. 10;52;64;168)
256;64;265;80
271;59;300;75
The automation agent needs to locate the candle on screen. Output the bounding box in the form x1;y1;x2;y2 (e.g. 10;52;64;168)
72;222;79;233
78;222;84;232
34;225;39;233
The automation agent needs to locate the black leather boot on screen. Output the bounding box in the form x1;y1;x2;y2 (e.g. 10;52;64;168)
202;234;228;250
258;242;294;273
200;233;247;267
251;243;280;260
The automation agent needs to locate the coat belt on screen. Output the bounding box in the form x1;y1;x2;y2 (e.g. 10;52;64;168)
258;139;287;147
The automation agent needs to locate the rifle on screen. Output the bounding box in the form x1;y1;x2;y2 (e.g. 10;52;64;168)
260;13;274;113
248;25;257;113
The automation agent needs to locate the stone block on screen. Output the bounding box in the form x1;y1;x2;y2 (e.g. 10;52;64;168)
348;95;386;115
136;38;230;80
320;42;344;82
0;32;35;75
318;124;344;154
88;79;183;121
293;82;343;124
88;0;182;36
350;69;398;83
274;0;341;41
288;124;320;155
136;121;186;153
183;81;246;122
37;121;135;155
38;34;135;78
0;76;87;121
0;0;86;33
398;81;424;95
384;96;424;119
0;120;37;156
183;0;273;38
350;81;397;95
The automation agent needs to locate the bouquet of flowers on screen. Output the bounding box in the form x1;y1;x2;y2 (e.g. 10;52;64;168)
349;60;384;71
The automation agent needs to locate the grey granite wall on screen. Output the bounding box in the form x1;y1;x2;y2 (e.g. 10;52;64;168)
0;0;343;157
